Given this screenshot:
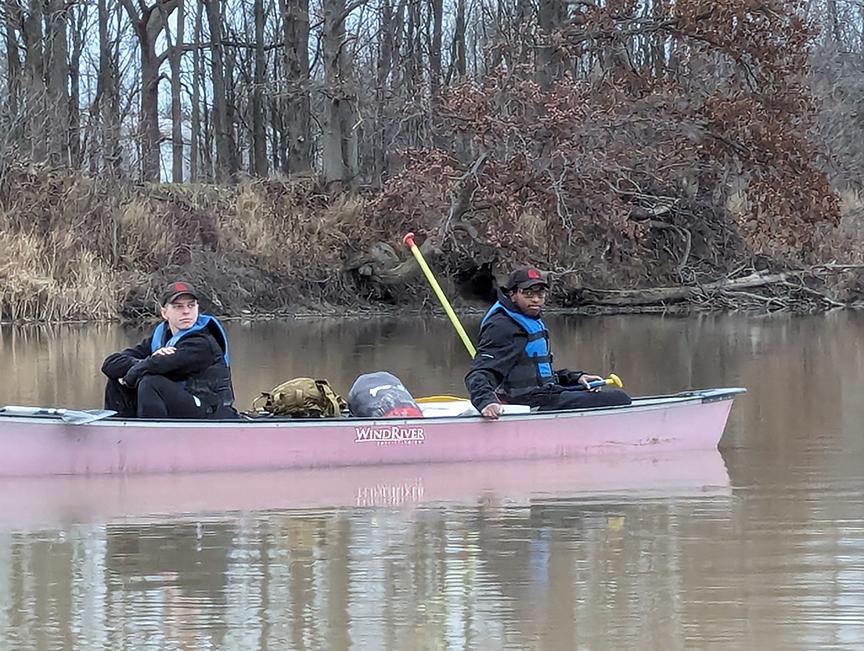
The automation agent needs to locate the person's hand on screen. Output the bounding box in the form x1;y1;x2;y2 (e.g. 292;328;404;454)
152;346;176;356
578;374;604;392
481;403;503;419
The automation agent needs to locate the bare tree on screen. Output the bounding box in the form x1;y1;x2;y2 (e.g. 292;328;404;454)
320;0;363;186
190;0;203;180
120;0;180;181
18;0;48;162
204;0;234;181
68;2;87;167
3;1;23;135
279;0;311;174
95;0;122;174
536;0;564;87
166;0;185;182
250;0;268;176
45;0;69;163
447;0;466;84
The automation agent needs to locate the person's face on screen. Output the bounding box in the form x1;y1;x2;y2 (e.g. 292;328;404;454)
509;284;547;317
160;294;199;333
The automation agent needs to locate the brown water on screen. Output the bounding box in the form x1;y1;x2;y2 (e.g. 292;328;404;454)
1;312;863;649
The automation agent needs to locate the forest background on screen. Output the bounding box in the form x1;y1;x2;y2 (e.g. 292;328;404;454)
2;0;864;322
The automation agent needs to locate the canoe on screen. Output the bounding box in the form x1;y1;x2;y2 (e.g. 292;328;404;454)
0;388;745;477
0;451;731;531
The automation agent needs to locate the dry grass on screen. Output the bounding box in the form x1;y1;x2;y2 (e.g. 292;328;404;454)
1;161;859;322
0;229;115;322
0;164;376;322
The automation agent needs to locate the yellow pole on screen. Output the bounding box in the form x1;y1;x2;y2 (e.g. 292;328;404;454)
403;233;477;358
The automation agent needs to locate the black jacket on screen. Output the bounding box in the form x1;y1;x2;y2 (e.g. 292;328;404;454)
101;319;235;414
464;293;581;411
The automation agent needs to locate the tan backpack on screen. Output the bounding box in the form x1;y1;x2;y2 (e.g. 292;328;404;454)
251;378;346;418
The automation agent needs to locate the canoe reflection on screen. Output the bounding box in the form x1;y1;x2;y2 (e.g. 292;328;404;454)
0;450;729;531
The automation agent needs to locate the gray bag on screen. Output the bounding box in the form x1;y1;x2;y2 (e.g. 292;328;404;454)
347;371;422;418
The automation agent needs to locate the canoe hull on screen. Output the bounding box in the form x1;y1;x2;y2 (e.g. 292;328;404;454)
0;389;743;477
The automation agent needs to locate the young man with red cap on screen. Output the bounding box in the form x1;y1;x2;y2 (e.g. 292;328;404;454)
465;267;631;419
101;281;237;419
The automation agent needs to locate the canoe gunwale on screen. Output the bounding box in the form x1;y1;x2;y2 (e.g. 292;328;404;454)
0;387;746;428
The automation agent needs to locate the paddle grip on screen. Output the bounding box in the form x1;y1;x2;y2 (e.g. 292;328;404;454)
581;374;624;390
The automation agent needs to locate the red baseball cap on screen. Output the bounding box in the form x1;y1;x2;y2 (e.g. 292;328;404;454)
505;267;549;290
160;281;200;306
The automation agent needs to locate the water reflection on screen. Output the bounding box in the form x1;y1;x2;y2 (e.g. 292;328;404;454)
0;454;735;651
2;312;864;648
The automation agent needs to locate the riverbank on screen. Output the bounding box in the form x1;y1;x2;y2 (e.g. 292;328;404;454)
2;163;863;324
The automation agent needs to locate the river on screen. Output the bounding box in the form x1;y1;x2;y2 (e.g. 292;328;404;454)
0;312;862;649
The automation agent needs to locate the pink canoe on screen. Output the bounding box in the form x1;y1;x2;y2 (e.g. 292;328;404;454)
0;388;744;477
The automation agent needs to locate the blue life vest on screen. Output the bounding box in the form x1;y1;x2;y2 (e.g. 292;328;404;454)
151;315;230;365
481;301;554;385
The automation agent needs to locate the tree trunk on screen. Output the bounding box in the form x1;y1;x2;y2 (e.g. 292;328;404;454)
373;0;396;180
20;0;48;163
3;5;22;130
68;3;85;167
279;0;311;174
169;0;185;182
446;0;466;85
537;0;564;87
223;44;239;175
251;0;268;176
429;0;443;97
140;44;161;180
204;0;233;181
321;0;359;186
827;0;841;44
45;0;70;164
97;0;122;174
190;0;203;180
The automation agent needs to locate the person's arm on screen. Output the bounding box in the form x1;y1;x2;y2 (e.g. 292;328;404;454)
101;338;151;380
464;318;524;416
122;333;216;388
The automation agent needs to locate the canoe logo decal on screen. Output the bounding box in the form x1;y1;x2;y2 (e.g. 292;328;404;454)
354;425;425;444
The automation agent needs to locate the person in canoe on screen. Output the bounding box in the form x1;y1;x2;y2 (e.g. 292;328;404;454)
465;267;631;419
101;281;237;419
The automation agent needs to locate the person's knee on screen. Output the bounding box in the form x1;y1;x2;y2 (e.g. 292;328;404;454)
136;375;172;418
603;389;631;406
104;379;137;417
137;374;171;396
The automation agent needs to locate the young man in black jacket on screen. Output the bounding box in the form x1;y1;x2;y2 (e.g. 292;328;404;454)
101;281;237;419
465;267;631;419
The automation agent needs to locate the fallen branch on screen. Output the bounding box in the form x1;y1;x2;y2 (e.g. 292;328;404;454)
577;265;860;307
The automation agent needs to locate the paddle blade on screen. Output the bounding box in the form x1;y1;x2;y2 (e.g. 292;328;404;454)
1;405;116;425
60;409;117;425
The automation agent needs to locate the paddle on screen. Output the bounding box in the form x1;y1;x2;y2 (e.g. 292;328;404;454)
403;231;625;403
585;373;624;390
0;405;117;425
403;232;477;358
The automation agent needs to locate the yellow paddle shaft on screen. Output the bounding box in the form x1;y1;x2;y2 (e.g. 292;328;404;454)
403;233;477;358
